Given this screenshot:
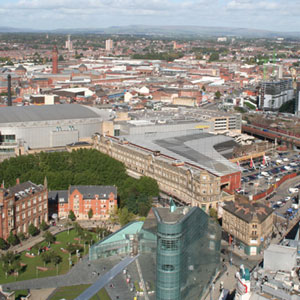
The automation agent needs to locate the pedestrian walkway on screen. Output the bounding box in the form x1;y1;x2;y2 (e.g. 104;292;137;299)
204;263;238;300
2;255;127;292
1;226;65;255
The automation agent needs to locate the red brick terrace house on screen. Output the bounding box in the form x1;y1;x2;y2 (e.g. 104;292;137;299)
0;178;48;240
55;185;117;220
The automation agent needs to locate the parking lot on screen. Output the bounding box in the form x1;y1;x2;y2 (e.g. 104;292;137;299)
239;152;300;197
238;151;300;223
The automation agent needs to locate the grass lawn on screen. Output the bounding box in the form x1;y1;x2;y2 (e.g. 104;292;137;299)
0;229;98;284
14;289;29;300
49;284;111;300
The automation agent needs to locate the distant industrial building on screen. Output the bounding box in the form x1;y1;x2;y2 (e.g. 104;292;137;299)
109;108;242;137
89;204;221;300
30;94;60;105
259;79;294;111
0;104;111;155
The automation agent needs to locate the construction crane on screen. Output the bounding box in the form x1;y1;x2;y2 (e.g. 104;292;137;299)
263;58;269;80
272;50;277;78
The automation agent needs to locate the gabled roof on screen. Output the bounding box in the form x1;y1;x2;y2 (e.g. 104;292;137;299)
223;200;273;223
70;185;117;200
48;190;68;203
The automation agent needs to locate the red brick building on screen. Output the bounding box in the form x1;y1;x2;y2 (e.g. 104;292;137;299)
56;185;117;220
0;179;48;240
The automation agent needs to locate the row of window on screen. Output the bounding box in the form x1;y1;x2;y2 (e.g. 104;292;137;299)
16;194;46;212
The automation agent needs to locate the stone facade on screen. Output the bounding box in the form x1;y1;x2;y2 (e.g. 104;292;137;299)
93;134;221;212
222;201;273;255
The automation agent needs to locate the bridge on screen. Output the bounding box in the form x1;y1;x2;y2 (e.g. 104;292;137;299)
242;123;300;149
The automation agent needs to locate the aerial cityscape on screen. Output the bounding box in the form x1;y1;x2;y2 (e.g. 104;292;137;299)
0;1;300;300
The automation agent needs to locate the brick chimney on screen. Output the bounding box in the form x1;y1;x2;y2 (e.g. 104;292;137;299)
0;188;4;206
16;178;20;185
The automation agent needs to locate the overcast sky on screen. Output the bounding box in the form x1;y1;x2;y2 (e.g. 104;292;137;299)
0;0;298;32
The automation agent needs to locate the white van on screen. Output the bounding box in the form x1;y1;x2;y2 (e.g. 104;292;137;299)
289;188;299;194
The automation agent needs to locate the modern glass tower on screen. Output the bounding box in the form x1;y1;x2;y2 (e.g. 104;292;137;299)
89;202;221;300
153;205;221;300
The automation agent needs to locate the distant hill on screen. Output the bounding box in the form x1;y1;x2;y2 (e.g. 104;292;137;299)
0;25;299;38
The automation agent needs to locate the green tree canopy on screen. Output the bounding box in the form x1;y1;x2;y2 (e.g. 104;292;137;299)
7;232;19;246
28;224;40;237
88;208;93;220
209;52;219;62
118;207;132;226
215;91;221;99
43;231;56;245
40;220;49;231
0;149;159;216
68;210;76;222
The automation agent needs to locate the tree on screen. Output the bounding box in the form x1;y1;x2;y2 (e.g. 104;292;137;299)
209;52;219;62
109;207;119;225
88;208;93;220
0;238;9;250
73;222;83;235
66;244;83;255
215;91;221;99
41;251;52;265
68;210;76;221
17;232;26;241
95;226;111;239
209;208;218;220
43;231;56;246
28;224;40;237
40;220;49;231
81;230;94;245
138;201;151;217
7;232;20;246
52;253;62;265
58;54;64;61
118;207;131;226
1;251;17;265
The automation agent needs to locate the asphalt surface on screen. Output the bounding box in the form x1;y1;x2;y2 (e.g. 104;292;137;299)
75;256;138;300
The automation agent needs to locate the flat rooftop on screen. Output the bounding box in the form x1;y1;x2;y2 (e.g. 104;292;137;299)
129;107;238;122
123;132;239;176
154;207;190;224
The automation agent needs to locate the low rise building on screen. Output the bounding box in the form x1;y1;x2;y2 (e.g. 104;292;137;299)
52;185;117;220
0;179;48;240
93;132;239;211
222;200;273;255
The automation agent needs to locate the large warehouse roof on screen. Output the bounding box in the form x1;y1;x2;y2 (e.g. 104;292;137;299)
123;132;240;176
0;104;110;124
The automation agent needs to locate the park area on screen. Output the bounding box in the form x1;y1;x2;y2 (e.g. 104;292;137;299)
48;284;111;300
0;227;99;284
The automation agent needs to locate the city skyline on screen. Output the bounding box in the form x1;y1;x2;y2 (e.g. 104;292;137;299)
0;0;299;32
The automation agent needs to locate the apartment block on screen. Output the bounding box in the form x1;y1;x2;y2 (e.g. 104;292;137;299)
0;179;48;240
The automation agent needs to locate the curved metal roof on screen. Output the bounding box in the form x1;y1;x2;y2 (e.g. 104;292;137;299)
0;104;110;124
